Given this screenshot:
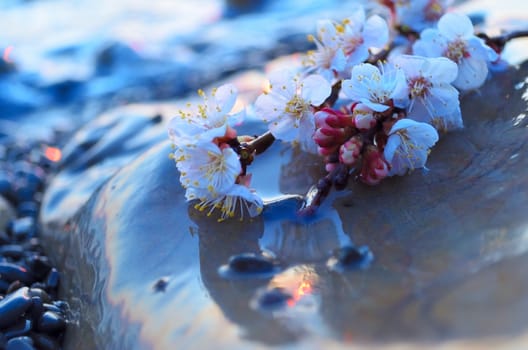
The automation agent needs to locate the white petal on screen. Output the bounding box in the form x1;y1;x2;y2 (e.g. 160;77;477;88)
363;15;389;49
301;74;331;106
438;13;474;40
210;84;238;116
269;114;298;141
412;29;446;57
453;56;488;90
268;70;297;100
423;57;459;83
254;93;285;121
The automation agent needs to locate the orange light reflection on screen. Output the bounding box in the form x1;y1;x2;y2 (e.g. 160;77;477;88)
287;280;313;307
44;146;62;162
3;46;13;63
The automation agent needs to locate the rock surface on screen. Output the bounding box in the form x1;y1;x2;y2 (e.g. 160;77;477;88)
39;57;528;349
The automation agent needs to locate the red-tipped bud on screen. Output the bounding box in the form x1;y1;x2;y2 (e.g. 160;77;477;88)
315;108;353;129
339;136;363;166
360;146;389;185
353;104;377;131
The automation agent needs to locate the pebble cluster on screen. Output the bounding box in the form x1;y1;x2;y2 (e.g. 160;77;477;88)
0;138;67;350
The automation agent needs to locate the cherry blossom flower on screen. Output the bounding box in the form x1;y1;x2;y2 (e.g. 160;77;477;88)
254;71;331;152
392;55;462;131
173;141;263;221
168;83;243;147
304;20;347;82
384;118;439;176
392;0;453;32
186;183;263;221
338;8;390;70
304;7;389;82
412;13;498;90
342;62;407;112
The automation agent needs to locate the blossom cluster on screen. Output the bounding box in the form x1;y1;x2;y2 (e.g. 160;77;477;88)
168;4;503;220
168;85;263;221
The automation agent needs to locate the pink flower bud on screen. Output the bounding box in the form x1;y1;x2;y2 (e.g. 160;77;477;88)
339;136;363;166
360;146;389;185
315;108;353;129
314;128;337;148
353;104;377;131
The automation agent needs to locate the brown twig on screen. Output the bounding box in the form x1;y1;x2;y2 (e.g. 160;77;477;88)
298;163;349;216
478;30;528;54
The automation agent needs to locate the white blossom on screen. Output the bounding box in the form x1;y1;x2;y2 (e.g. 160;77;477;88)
304;8;389;81
393;55;462;131
254;71;331;151
173;141;263;221
304;20;347;82
384;119;439;175
342;62;407;112
339;9;389;71
394;0;453;32
413;13;498;90
168;83;243;147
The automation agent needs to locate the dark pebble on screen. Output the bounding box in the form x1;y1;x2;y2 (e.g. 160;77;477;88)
45;269;59;290
37;311;66;334
42;303;61;314
0;263;33;284
16;202;39;219
152;277;169;293
6;336;36;350
28;288;51;304
251;287;292;311
29;332;59;350
0;279;10;293
228;253;277;274
326;245;374;272
218;253;279;279
26;256;52;280
8;218;37;241
0;172;15;203
0;287;32;329
28;296;44;323
0;245;25;260
4;319;32;339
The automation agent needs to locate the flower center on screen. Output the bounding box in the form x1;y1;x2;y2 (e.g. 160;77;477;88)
285;95;310;118
445;39;469;63
409;76;432;98
424;0;443;22
343;36;364;56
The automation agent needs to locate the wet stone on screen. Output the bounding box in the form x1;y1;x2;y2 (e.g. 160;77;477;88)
26;256;52;280
37;311;66;334
218;253;280;279
28;289;51;304
45;269;59;290
0;263;33;284
4;319;32;339
28;296;45;323
6;336;36;350
0;287;32;329
29;332;59;350
8;218;37;241
16;202;39;219
326;245;374;272
0;245;25;260
0;280;10;294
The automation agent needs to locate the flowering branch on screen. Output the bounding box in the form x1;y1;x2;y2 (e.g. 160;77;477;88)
167;2;528;221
